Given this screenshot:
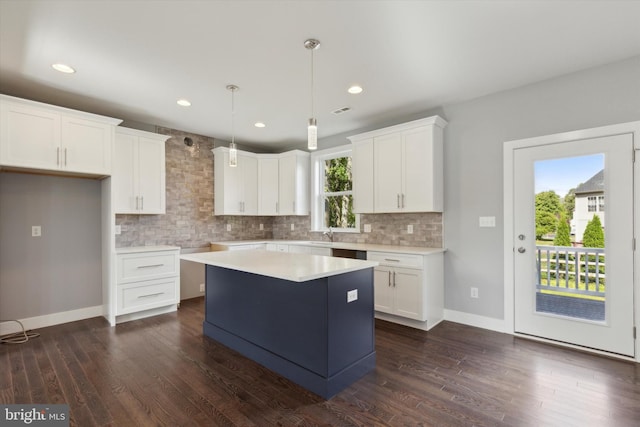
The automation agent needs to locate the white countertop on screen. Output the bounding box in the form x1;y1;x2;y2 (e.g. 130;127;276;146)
180;250;378;282
211;240;445;256
116;245;181;254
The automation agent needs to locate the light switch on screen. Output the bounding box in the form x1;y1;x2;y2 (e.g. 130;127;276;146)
347;289;358;303
363;224;372;233
31;226;41;237
407;224;414;234
479;216;496;228
226;224;231;231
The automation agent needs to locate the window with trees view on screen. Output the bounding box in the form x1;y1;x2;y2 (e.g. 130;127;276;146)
311;147;359;232
323;156;355;229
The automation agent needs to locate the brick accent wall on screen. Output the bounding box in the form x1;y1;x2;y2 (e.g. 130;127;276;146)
116;127;443;249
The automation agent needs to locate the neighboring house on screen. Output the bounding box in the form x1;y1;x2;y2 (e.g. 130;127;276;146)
573;169;604;243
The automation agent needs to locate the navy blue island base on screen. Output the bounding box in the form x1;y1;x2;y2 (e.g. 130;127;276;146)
203;265;376;399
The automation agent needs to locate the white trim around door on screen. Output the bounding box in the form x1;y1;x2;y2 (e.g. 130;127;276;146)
504;121;640;363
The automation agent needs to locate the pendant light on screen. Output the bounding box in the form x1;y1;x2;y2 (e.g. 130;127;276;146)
227;84;239;167
304;39;320;150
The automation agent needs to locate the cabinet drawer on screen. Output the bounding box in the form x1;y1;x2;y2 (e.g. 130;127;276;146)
367;251;423;269
117;251;178;283
117;278;177;314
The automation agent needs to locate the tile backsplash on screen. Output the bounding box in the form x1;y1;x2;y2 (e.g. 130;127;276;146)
116;127;443;249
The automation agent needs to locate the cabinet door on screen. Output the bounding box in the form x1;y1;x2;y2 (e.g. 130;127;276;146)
258;157;279;215
394;267;424;320
278;154;296;215
137;137;165;214
61;116;112;174
241;154;258;215
402;126;434;212
373;266;394;314
352;139;374;213
0;102;60;170
113;133;138;213
374;133;402;212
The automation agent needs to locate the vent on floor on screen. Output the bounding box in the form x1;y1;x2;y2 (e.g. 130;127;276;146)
332;106;351;115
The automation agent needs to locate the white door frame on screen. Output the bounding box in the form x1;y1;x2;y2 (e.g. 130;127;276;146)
503;121;640;362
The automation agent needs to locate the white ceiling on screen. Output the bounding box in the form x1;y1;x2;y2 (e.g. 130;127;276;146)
1;0;639;151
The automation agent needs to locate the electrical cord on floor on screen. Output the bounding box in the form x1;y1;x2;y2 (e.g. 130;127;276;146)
0;320;40;344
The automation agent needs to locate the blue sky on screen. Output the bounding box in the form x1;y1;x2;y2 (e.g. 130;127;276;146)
535;154;604;197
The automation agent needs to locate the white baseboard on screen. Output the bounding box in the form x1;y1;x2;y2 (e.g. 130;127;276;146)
444;309;507;333
0;305;104;336
115;304;177;324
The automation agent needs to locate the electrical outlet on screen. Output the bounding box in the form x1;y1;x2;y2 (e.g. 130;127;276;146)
470;287;479;299
31;226;41;237
226;224;231;231
114;225;121;235
407;224;414;234
291;223;295;231
347;289;358;303
259;223;264;231
364;224;372;233
199;283;205;293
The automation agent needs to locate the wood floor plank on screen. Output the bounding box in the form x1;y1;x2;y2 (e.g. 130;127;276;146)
2;297;639;426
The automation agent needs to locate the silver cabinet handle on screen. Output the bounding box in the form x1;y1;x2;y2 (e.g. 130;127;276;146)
518;247;526;253
140;196;144;211
137;292;164;299
64;148;67;166
56;147;60;165
393;271;396;287
135;196;139;210
136;264;164;269
401;193;405;208
384;258;400;262
397;194;400;208
388;270;391;286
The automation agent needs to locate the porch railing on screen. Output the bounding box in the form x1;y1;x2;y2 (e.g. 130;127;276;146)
536;245;605;298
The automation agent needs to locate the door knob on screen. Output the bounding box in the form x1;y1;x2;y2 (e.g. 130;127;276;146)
518;247;526;253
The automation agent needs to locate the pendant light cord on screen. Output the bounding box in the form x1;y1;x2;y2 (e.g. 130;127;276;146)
310;47;315;118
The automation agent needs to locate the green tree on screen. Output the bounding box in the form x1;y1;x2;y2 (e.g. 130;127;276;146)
535;191;561;239
553;213;571;246
583;214;604;248
563;188;576;220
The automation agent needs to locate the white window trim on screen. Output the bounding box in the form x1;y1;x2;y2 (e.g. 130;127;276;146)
310;145;360;233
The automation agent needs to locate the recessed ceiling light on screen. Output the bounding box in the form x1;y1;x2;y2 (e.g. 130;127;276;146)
347;85;363;94
254;122;266;128
52;63;75;74
177;99;191;107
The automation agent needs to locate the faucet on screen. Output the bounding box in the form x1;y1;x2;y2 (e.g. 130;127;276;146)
323;227;334;242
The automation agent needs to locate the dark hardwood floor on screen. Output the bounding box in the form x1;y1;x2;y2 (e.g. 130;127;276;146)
1;297;639;426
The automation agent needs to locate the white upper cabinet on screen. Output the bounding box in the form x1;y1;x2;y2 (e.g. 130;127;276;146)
351;138;374;213
258;156;279;215
278;150;309;216
0;95;121;176
113;127;169;214
214;147;308;216
348;116;447;213
213;147;258;215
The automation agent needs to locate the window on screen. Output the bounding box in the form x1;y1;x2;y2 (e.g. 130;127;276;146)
588;196;597;212
598;195;605;211
311;146;359;232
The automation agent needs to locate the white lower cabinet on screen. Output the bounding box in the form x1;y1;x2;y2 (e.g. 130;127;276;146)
368;251;443;328
114;246;180;323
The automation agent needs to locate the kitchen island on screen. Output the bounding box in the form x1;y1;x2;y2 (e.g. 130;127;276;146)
180;250;379;399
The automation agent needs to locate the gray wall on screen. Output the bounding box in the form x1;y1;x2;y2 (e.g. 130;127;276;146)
0;173;102;319
440;55;640;319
